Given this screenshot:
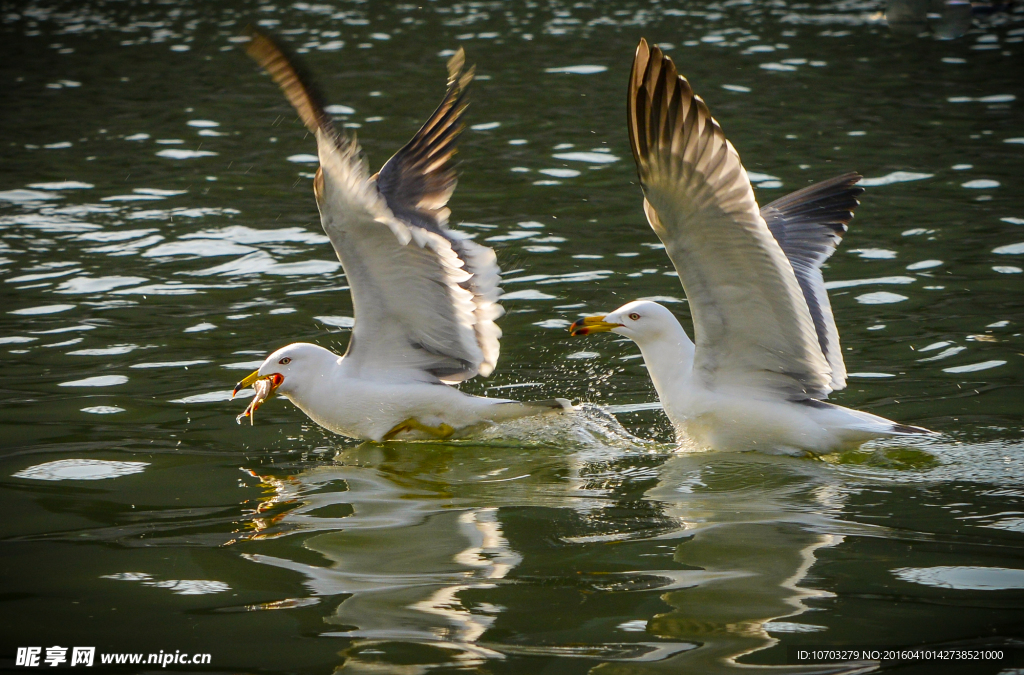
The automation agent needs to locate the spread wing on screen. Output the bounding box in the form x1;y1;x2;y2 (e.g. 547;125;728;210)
246;31;502;383
627;38;834;400
761;172;863;391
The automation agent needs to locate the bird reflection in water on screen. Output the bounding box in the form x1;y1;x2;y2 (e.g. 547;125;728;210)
231;437;879;673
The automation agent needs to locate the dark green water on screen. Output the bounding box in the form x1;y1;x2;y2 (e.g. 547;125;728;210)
2;1;1023;673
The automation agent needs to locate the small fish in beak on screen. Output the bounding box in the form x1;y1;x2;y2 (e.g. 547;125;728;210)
234;371;284;425
568;315;622;336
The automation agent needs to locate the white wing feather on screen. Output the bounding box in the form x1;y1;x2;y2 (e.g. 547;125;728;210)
628;39;834;400
247;33;502;383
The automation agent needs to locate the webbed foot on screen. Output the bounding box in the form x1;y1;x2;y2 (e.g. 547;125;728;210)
382;418;456;441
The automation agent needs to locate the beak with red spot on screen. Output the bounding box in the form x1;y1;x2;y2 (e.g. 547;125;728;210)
234;370;284;425
569;315;623;337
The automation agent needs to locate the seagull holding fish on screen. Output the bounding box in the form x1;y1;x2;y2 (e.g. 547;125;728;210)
570;39;933;454
233;31;568;441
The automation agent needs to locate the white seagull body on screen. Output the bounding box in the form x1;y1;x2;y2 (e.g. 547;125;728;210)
570;40;932;454
235;33;568;441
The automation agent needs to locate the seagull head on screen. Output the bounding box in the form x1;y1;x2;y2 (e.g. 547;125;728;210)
569;300;678;344
233;343;337;422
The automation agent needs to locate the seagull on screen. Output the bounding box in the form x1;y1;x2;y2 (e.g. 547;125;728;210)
569;39;932;454
233;32;568;442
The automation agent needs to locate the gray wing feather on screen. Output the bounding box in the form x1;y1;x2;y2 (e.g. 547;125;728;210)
761;172;863;391
373;49;503;379
375;49;473;232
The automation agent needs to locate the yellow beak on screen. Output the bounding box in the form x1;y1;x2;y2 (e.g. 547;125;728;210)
569;315;622;336
233;370;285;426
233;369;264;397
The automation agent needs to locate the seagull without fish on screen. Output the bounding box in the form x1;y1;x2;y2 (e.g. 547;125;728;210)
570;39;933;454
233;31;569;441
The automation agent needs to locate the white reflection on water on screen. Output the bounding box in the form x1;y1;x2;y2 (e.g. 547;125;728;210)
993;242;1024;255
501;289;557;300
102;572;230;595
55;276;148;294
13;459;147;481
221;360;264;370
27;181;94;190
544;65;607;74
170;389;252;404
193;252;340;277
567;351;600;360
1;213;99;232
30;324;95;335
77;229;157;242
130;360;209;369
552;151;619;164
58;375;128;387
763;621;826;633
143;239;255;258
962;179;1000;189
0;189;61;203
0;336;37;344
6;268;81;284
315;315;354;328
155;149;217;159
893;566;1024;591
186;227;323;245
127;207;240;220
916;345;966;362
848;248;896;259
906;260;942;271
538;168;580;178
942;360;1006;374
533;318;571;329
68;344;138;356
111;283;231;295
855;291;907;304
858;171;932;186
100;194;162;203
9;304;76;315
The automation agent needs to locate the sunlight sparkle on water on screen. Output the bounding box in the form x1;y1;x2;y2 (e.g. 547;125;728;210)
13;459;147;481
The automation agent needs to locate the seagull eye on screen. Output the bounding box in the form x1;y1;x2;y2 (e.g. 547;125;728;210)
628;313;641;321
279;357;292;365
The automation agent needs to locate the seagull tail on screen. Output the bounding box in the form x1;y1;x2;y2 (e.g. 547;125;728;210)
486;398;573;422
841;410;938;440
886;422;937;436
